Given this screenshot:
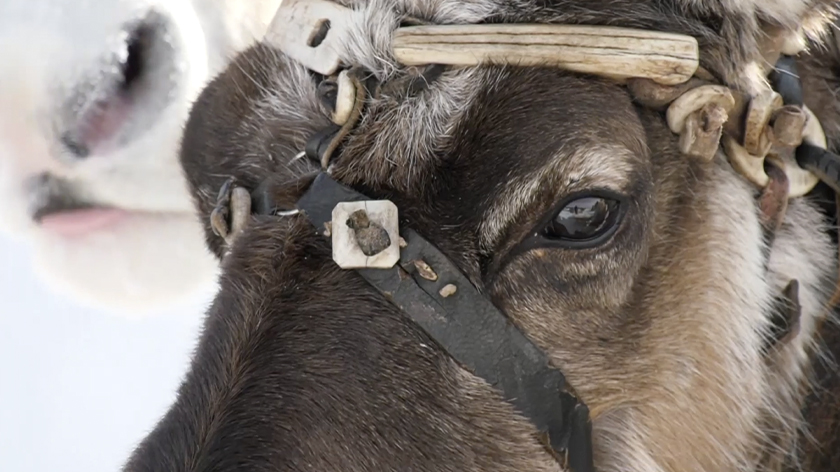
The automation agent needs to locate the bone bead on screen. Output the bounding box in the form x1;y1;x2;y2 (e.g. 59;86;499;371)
679;103;728;161
771;106;806;147
743;91;782;156
666;85;735;134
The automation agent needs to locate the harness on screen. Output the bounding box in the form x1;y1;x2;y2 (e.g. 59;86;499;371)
256;1;840;469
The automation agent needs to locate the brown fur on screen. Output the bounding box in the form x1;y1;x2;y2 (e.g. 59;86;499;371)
799;316;840;472
125;1;840;471
788;27;840;472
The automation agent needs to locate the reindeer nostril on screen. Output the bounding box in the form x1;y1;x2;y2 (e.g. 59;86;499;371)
56;9;178;159
121;22;151;92
61;133;90;158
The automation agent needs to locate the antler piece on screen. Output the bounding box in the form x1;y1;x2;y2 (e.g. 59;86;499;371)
744;91;782;156
392;24;699;85
723;134;770;188
802;105;828;149
666;85;735;134
264;0;354;76
626;77;709;110
332;70;356;126
679;103;728;161
771;105;806;147
781;105;823;197
665;85;734;160
722;105;820;197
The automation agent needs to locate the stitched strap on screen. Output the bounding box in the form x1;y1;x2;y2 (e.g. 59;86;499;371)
295;172;595;472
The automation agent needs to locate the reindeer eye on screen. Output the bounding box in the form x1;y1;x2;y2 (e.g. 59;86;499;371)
544;196;621;244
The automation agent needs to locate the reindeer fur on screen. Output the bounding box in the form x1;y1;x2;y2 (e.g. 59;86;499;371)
791;28;840;472
124;0;840;471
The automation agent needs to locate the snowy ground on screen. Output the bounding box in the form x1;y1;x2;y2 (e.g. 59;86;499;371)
0;234;211;472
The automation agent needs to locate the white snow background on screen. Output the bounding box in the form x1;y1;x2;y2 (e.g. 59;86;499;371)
0;233;210;472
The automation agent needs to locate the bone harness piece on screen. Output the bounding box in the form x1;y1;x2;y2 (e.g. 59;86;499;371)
257;0;840;470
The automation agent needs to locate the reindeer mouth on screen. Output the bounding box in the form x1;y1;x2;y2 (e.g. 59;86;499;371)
28;11;184;235
60;10;180;158
26;173;130;237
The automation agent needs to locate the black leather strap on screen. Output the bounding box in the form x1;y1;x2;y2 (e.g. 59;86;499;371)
796;144;840;194
304;124;341;166
296;172;594;472
769;55;804;107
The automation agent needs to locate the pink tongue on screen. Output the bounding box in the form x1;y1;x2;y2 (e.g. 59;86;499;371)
38;208;131;238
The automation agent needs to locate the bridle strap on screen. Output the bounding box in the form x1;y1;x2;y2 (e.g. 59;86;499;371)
295;172;595;472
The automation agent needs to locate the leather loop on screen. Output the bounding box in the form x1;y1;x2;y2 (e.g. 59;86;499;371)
304;123;341;166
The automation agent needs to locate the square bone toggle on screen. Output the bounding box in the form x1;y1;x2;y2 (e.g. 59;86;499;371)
331;201;401;269
263;0;353;76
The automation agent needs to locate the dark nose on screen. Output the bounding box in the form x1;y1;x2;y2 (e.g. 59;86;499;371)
61;133;90;159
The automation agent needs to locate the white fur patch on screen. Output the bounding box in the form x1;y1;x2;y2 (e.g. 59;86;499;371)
0;0;283;312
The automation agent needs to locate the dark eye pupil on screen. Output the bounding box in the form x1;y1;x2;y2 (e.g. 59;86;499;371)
545;196;619;241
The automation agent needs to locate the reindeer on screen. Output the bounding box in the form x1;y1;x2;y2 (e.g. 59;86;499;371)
123;0;840;471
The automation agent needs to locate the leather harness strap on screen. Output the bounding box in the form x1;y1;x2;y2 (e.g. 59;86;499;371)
295;172;595;472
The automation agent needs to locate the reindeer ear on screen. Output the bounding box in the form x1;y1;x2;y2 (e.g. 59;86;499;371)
751;0;840;80
700;0;837;29
664;0;837;93
750;0;840;56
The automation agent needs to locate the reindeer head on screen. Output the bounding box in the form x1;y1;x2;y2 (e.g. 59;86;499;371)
129;0;840;471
